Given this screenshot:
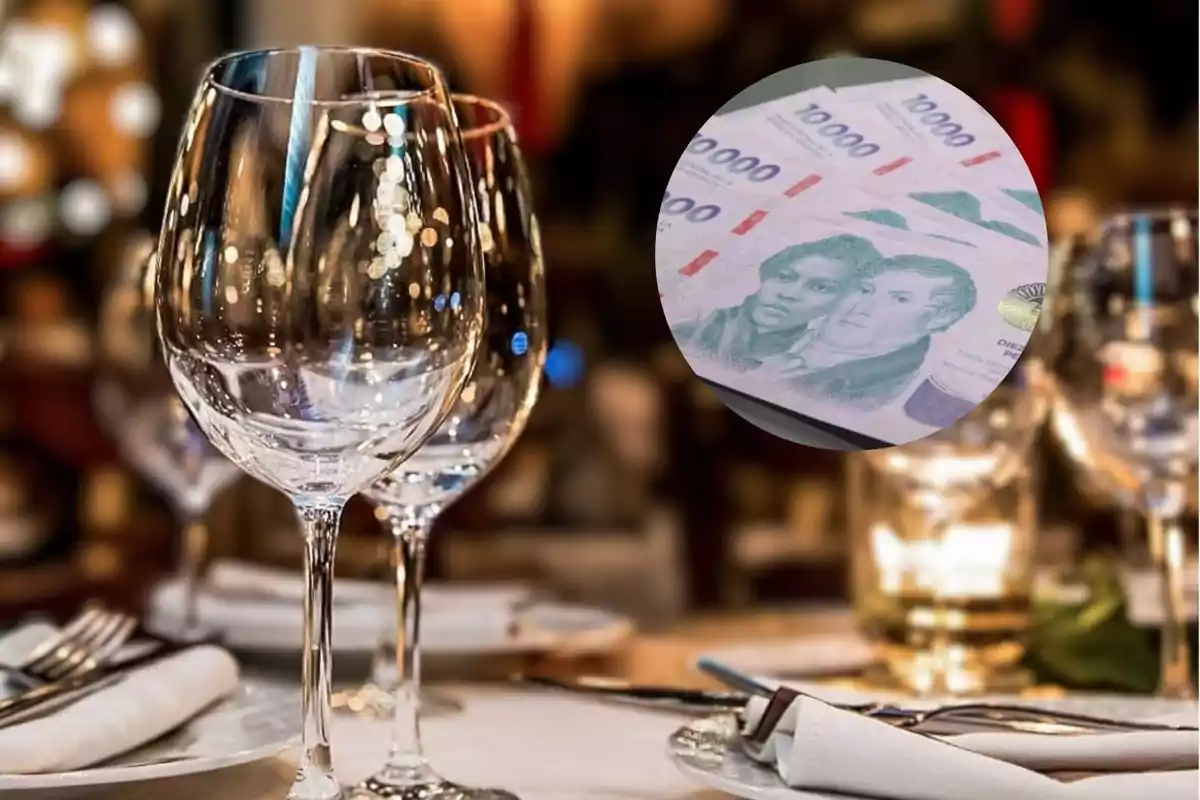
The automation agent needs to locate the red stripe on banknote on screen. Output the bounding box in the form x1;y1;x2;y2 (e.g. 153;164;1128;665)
961;151;1002;167
783;174;821;197
680;250;719;277
872;157;912;176
732;210;769;235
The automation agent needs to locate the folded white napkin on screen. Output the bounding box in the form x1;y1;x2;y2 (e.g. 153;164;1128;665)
148;561;532;651
204;560;532;610
207;560;391;604
0;626;239;774
743;692;1199;800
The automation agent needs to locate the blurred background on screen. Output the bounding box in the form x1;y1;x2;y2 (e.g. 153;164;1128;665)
0;0;1195;677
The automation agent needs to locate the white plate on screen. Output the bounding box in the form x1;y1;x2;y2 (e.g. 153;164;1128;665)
149;583;634;657
669;714;840;800
0;678;297;791
667;691;1198;800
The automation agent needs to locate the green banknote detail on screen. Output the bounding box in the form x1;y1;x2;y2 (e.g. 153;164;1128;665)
1000;187;1044;214
909;190;1043;248
928;233;977;248
844;209;911;230
845;209;976;249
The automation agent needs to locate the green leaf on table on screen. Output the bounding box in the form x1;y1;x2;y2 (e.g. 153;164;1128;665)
1023;555;1159;694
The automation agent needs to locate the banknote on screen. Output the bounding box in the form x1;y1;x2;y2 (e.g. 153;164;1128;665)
659;85;1048;318
659;152;1045;305
664;86;1043;248
836;75;1043;210
658;86;901;255
826;186;1046;257
723;80;1048;246
658;89;933;297
863;157;1048;248
663;212;1042;445
715;85;918;176
660;87;921;239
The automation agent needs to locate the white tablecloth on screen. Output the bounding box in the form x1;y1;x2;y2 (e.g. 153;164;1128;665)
8;688;726;800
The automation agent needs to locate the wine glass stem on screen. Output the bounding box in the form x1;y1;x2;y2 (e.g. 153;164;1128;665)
177;515;209;638
385;509;435;775
293;502;343;799
1147;512;1194;699
368;537;397;690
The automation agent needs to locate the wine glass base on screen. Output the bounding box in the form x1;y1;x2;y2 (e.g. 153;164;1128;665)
347;766;518;799
332;684;463;719
287;767;345;800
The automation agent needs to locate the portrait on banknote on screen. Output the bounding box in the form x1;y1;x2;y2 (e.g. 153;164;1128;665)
668;234;879;371
774;254;978;411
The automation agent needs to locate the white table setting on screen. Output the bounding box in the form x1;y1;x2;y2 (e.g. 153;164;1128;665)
2;607;1197;800
668;676;1199;800
147;560;633;658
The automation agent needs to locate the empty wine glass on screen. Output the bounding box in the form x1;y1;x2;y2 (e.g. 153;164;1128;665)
1048;209;1198;699
95;232;241;637
154;48;484;799
349;95;546;800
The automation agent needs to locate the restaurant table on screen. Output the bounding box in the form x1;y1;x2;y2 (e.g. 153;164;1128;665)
19;689;729;800
4;608;854;799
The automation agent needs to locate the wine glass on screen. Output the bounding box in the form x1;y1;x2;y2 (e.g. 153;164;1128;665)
1047;209;1198;699
154;48;484;799
857;370;1048;694
349;95;545;800
95;232;241;637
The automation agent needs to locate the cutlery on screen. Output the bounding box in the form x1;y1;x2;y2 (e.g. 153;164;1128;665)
0;639;200;729
2;607;137;691
697;657;1198;736
695;657;774;696
894;701;1199;735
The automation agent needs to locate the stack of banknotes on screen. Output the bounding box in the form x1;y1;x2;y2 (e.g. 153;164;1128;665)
656;75;1048;446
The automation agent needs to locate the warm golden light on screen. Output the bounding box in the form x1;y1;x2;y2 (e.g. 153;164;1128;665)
871;522;1014;598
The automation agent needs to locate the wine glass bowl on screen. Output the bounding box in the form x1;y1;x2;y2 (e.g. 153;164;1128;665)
365;94;546;518
96;233;240;514
1047;208;1198;699
153;47;484;800
157;50;482;503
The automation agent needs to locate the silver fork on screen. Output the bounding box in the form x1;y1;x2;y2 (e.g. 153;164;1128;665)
6;606;138;686
697;658;1199;737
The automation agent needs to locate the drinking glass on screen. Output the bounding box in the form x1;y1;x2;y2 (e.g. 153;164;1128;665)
854;373;1048;695
95;232;241;636
154;48;484;799
350;95;545;800
1048;209;1198;699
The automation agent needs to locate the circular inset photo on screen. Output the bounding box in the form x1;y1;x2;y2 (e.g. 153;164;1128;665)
656;57;1049;450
